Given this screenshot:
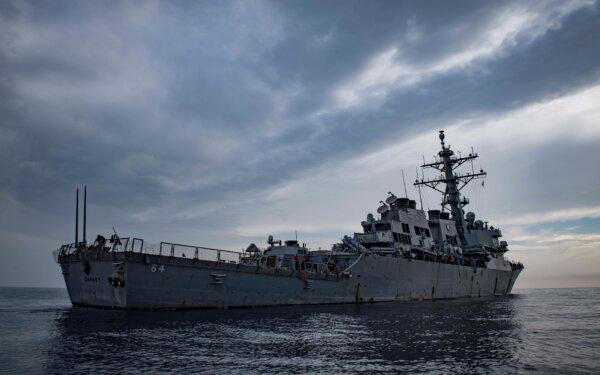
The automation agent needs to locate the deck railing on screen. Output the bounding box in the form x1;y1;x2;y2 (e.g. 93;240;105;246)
56;237;243;264
157;242;242;263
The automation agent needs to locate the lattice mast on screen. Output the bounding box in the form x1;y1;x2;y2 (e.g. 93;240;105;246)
414;130;486;245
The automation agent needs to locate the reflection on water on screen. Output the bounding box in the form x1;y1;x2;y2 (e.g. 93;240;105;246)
1;288;599;374
46;296;522;373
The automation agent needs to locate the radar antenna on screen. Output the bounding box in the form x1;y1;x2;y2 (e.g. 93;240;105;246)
414;130;486;245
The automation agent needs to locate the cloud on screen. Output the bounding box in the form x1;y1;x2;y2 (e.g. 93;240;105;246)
332;0;595;109
0;0;599;287
504;224;600;288
502;207;600;227
332;83;600;190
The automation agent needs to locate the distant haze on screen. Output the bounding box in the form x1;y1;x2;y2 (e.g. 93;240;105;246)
1;1;599;289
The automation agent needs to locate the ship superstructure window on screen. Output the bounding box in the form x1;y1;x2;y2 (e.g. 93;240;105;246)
393;232;412;245
401;223;410;233
415;227;431;237
375;223;391;231
446;235;458;246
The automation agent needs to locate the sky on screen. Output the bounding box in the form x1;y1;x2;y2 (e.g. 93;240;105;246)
1;0;599;289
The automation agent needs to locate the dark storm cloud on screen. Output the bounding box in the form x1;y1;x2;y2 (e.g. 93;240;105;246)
242;1;600;187
0;0;599;286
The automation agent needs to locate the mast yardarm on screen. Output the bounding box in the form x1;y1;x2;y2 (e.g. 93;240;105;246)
414;130;486;245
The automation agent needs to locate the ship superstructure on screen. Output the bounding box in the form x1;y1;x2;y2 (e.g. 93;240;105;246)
55;131;523;309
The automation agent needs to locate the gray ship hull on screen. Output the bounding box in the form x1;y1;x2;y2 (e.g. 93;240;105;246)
60;252;521;309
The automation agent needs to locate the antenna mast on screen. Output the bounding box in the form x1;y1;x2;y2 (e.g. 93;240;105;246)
401;169;408;198
83;186;87;245
75;188;79;247
414;130;486;245
415;167;423;210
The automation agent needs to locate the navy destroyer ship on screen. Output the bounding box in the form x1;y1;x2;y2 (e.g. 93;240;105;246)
55;131;523;309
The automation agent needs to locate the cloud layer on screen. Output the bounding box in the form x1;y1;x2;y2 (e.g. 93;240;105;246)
1;0;599;288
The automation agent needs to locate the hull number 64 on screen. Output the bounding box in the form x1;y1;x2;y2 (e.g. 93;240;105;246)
150;264;165;273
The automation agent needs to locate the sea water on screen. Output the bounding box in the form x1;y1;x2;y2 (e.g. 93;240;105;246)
0;287;598;374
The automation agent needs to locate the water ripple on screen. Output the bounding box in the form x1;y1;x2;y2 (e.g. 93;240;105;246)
0;287;599;374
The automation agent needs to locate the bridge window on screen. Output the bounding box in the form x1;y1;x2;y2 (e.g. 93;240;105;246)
393;232;412;245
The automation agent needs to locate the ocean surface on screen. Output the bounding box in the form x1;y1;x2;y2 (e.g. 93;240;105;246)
0;287;598;374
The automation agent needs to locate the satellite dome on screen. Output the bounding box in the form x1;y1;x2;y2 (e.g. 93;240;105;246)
466;212;476;222
386;192;398;205
377;202;389;214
